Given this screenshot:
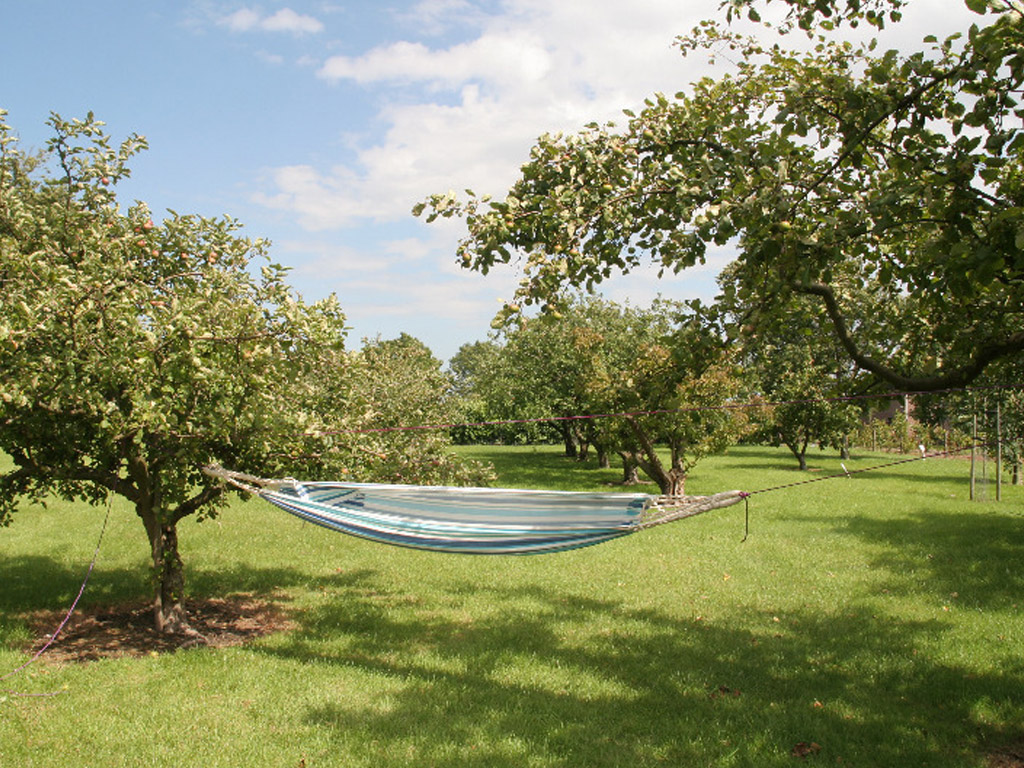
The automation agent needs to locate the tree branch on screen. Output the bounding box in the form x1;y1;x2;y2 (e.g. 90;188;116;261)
171;484;224;525
796;281;1024;391
800;61;963;204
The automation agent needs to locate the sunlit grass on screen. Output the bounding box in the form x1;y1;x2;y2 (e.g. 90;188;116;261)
2;445;1022;767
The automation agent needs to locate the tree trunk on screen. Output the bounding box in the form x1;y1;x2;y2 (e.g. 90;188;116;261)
783;435;810;470
624;416;686;496
559;423;578;458
140;509;190;633
576;439;590;461
787;446;808;471
596;443;610;469
661;468;687;497
618;452;641;485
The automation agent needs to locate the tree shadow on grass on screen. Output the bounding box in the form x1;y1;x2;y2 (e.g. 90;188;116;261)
5;509;1022;766
254;575;1024;767
829;507;1024;610
0;555;150;616
0;550;378;656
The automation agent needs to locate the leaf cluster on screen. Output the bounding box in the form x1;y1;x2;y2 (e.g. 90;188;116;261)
419;0;1024;391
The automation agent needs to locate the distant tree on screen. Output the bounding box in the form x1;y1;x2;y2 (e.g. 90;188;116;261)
728;278;866;469
0;112;482;633
542;297;661;467
610;303;752;496
352;333;495;484
419;0;1024;391
915;358;1024;484
751;336;863;469
448;293;749;495
447;339;547;445
1000;389;1024;485
491;296;751;495
472;304;606;457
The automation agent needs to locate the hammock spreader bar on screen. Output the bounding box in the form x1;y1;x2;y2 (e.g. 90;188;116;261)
204;466;745;555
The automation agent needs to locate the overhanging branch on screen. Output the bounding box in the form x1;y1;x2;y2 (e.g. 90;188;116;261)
796;282;1024;391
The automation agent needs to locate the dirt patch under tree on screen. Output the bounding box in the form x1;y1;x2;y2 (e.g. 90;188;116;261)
23;595;293;664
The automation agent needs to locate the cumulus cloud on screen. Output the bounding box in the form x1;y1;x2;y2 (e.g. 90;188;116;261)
261;0;984;237
258;0;712;231
280;225;520;337
317;32;553;88
221;7;324;34
238;0;988;358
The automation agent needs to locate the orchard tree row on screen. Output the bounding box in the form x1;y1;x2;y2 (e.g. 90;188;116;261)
446;292;1024;486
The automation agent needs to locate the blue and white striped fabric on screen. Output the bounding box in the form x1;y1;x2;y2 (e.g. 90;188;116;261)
261;481;652;555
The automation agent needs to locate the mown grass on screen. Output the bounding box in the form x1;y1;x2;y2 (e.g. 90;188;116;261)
1;444;1022;767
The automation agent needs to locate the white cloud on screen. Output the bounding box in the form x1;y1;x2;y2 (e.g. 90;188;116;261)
253;164;363;230
264;8;323;33
394;0;481;37
249;0;987;358
279;225;521;351
261;0;713;231
318;32;553;88
221;6;324;34
221;7;261;31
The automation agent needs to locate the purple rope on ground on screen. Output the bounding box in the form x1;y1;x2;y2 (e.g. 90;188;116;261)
2;498;113;698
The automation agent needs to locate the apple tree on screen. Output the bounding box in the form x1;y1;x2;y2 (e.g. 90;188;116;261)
608;301;752;496
0;112;481;633
464;296;751;495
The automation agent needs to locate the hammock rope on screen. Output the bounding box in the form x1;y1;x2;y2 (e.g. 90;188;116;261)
204;466;746;556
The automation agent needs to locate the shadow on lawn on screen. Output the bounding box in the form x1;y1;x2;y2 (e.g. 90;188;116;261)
0;555;150;615
5;500;1022;766
836;507;1024;610
253;570;1023;767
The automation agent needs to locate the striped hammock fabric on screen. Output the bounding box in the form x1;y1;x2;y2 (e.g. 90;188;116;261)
205;466;745;555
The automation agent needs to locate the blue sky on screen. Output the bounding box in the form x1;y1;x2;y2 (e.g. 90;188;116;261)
1;1;980;361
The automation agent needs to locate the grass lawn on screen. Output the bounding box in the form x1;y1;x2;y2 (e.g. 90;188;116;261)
1;444;1022;767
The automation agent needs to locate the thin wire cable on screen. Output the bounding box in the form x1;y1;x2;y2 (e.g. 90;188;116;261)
743;444;978;498
733;440;1004;542
306;384;1023;437
2;496;113;698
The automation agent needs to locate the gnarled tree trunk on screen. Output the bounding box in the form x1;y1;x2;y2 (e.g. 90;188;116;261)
140;508;190;633
618;451;641;485
625;416;687;496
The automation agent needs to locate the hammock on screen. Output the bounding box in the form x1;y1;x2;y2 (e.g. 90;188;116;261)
204;466;745;555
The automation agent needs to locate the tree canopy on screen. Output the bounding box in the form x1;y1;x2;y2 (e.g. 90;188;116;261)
419;0;1024;391
0;112;484;632
449;296;751;495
